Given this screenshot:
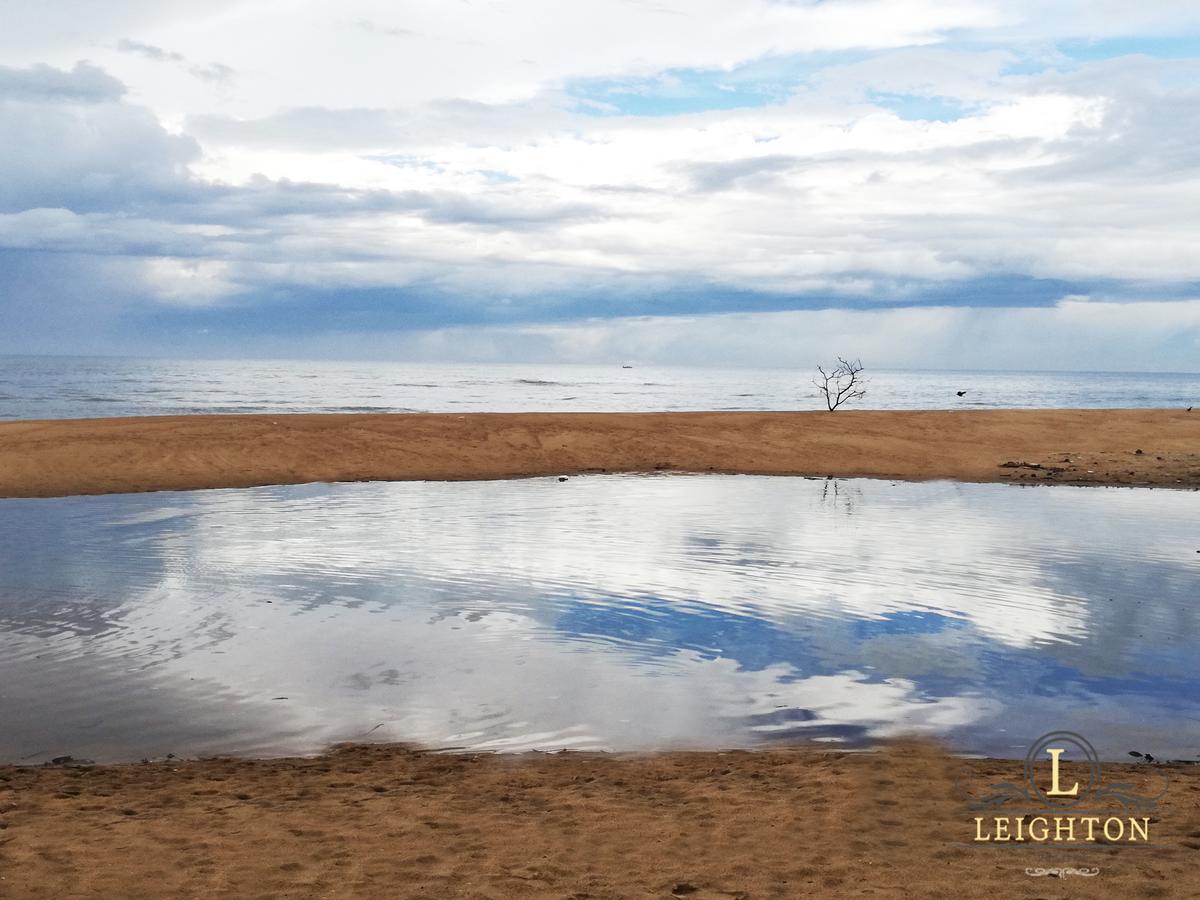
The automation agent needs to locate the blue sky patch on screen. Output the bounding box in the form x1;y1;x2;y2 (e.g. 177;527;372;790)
477;169;519;184
867;90;973;122
1058;35;1200;63
566;50;869;117
568;70;784;117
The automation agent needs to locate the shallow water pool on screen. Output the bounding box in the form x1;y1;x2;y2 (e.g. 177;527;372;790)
0;475;1196;762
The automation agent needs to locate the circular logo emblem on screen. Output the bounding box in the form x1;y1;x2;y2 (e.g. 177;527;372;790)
1024;731;1101;808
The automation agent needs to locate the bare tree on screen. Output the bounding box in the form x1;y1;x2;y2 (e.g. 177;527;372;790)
813;357;867;411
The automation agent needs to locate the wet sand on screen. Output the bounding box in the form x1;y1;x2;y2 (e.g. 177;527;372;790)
0;742;1194;899
0;409;1197;497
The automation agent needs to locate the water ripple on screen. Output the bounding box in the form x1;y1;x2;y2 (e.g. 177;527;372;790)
0;475;1197;763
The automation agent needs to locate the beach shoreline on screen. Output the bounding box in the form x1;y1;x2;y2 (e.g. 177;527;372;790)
0;741;1194;898
1;408;1197;498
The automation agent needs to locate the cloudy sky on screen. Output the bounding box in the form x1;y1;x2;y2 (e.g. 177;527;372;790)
2;1;1200;368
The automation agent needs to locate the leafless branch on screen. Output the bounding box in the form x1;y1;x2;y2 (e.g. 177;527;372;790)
813;357;868;411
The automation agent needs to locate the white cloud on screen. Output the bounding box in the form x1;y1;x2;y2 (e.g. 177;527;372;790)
3;1;1002;115
2;3;1199;362
142;258;241;304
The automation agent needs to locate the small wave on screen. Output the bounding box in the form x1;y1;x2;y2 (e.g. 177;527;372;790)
515;379;563;386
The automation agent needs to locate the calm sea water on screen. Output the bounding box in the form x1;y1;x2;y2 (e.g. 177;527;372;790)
1;475;1196;763
1;356;1197;419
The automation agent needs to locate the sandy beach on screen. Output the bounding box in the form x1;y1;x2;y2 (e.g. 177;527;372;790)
0;408;1197;497
0;742;1193;899
2;409;1197;897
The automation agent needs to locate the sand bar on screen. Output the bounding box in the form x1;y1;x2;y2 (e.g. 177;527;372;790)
0;742;1194;898
0;409;1197;498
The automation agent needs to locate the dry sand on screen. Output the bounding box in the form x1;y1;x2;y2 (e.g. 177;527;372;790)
1;408;1198;497
0;743;1195;899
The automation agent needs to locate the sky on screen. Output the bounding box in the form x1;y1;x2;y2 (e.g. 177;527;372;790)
2;0;1200;369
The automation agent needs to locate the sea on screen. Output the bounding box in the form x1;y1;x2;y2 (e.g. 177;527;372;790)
0;356;1197;419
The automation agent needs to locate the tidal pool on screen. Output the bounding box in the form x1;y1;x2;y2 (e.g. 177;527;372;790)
0;475;1196;763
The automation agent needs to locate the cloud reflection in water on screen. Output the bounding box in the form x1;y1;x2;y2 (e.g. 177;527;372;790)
0;475;1195;763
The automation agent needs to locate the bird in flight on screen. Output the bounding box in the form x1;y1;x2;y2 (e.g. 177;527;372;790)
956;390;967;397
